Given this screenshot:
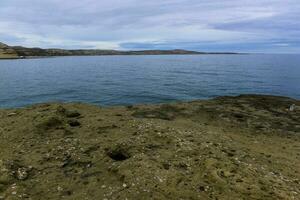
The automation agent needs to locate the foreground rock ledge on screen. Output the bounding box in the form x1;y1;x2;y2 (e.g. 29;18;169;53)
0;95;299;200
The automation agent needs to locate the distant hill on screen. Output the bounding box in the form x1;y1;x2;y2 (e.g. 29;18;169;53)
0;42;19;59
0;42;238;59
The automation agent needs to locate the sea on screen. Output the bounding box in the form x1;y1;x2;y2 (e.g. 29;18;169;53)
0;54;299;108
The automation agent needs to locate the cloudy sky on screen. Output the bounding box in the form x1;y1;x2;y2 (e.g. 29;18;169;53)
0;0;299;53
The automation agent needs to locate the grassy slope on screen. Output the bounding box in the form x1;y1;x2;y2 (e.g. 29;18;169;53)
0;43;19;59
0;95;299;199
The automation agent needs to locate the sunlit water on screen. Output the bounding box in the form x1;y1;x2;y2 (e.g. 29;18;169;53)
0;54;299;108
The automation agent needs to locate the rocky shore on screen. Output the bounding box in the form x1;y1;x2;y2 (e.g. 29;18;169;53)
0;95;299;199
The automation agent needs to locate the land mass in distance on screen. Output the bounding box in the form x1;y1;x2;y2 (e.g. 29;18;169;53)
0;42;238;59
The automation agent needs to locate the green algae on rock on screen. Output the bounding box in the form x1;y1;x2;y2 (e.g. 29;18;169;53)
0;95;299;199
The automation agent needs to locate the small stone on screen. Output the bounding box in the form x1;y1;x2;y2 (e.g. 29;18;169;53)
199;186;205;192
236;179;243;183
16;168;29;180
123;183;127;188
289;104;296;111
57;186;63;191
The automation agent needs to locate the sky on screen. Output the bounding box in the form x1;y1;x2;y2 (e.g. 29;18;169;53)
0;0;299;53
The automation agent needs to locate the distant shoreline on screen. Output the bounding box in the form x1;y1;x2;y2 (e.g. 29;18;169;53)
0;42;240;59
0;53;244;60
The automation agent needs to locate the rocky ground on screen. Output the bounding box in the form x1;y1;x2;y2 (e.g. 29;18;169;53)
0;95;299;200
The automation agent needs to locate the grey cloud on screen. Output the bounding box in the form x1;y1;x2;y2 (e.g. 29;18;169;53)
0;0;299;52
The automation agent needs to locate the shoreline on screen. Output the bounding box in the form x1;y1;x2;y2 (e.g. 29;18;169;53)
0;53;243;60
0;42;240;60
0;93;299;110
0;94;299;199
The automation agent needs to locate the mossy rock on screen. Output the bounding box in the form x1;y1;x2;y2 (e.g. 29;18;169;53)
56;106;81;118
36;116;63;130
68;119;81;127
65;110;81;118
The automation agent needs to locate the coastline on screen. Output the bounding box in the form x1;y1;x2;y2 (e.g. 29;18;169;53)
0;53;242;60
0;42;240;60
0;94;299;199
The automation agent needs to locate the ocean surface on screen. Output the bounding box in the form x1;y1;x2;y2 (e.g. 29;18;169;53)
0;54;299;108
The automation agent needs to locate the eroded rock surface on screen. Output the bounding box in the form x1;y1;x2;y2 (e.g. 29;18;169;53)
0;95;299;199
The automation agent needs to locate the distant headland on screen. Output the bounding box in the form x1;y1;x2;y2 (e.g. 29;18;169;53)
0;42;239;59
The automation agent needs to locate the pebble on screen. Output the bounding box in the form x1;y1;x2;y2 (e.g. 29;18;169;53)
289;104;296;111
16;167;29;180
57;186;63;191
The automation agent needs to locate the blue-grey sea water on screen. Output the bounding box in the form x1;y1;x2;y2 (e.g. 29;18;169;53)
0;54;299;108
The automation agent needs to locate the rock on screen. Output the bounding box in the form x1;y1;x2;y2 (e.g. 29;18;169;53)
16;167;29;180
0;95;299;199
56;106;81;118
126;105;133;109
65;110;81;118
68;119;81;127
198;185;205;192
289;104;296;111
36;116;62;130
56;105;66;114
218;170;233;178
7;113;17;117
162;163;171;170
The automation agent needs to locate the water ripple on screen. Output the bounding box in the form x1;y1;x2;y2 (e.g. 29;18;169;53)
0;54;299;108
